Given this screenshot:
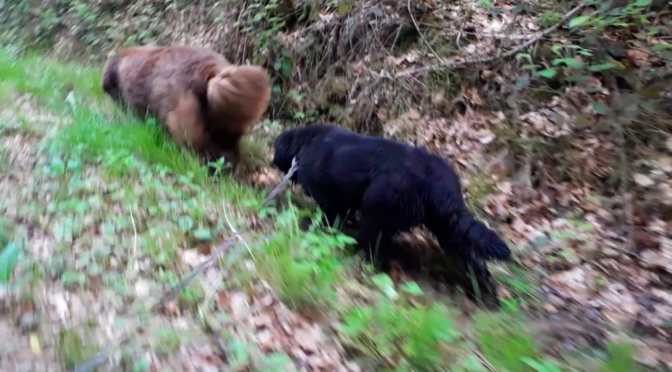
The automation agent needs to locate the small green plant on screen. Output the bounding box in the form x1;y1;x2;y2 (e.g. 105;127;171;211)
493;264;540;302
567;0;652;31
57;329;99;370
600;341;639;372
256;203;354;309
236;0;294;78
257;352;295;371
0;241;20;284
539;12;563;28
178;282;206;310
523;357;565;372
341;297;460;370
475;311;540;372
152;328;182;356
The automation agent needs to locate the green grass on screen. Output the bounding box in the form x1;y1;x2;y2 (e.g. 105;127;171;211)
475;310;542;372
0;47;105;109
255;205;355;310
341;298;462;371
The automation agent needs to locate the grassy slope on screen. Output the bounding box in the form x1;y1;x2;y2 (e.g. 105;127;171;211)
0;48;640;371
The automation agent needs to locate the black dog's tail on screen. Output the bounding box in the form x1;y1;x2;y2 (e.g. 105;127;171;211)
454;212;511;261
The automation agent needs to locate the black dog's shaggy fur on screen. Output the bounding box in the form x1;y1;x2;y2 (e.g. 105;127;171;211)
272;124;511;299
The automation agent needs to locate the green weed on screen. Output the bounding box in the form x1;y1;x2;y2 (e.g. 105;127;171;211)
341;297;461;371
600;341;639;372
0;48;104;111
474;310;540;372
57;329;99;370
152;328;182;356
493;264;541;303
255;203;355;310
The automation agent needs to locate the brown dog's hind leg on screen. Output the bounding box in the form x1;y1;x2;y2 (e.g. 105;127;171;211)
165;92;206;153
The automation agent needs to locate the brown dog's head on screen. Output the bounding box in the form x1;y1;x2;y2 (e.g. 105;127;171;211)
206;65;271;133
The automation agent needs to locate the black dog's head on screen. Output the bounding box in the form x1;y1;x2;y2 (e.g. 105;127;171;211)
272;128;299;173
272;124;340;173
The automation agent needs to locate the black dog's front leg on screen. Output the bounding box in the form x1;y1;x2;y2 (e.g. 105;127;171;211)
358;217;395;269
457;250;500;308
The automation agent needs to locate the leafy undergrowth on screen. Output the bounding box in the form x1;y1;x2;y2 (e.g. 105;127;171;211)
0;45;653;372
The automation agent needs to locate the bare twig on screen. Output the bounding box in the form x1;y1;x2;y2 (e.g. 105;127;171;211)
126;208;138;275
387;0;589;78
407;0;444;63
261;156;299;206
223;202;254;260
469;346;499;372
605;75;636;254
629;46;672;63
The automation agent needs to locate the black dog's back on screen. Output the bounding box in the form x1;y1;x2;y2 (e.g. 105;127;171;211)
299;128;462;212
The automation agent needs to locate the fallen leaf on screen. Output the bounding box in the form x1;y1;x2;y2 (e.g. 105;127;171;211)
626;49;650;67
542;303;558;313
480;70;496;80
164;300;181;317
634;230;660;250
408;108;421;120
479;132;496;144
657;157;672;173
181;249;206;268
461;84;484;106
633;173;655;188
294;326;325;354
134;279;152;298
30;333;42;354
377;107;389;122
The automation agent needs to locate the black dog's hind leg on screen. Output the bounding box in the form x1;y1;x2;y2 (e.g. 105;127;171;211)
357;182;412;270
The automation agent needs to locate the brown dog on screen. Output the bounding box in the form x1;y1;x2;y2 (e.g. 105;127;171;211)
101;45;272;169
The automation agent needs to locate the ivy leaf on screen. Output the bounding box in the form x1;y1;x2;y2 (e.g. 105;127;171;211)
553;58;583;69
372;273;399;300
538;68;557;78
569;15;592;28
651;43;672;51
177;216;194;233
521;64;539;70
258;353;294;372
401;281;424;296
515;53;532;62
588;62;616;71
338;3;352;15
0;243;20;284
193;227;213;241
592;101;611;115
633;0;652;6
61;271;86;287
515;76;530;89
522;358;548;372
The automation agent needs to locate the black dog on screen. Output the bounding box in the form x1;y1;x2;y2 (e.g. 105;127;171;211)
272;124;511;301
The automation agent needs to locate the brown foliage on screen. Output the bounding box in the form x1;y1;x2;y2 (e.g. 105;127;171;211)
101;45;272;168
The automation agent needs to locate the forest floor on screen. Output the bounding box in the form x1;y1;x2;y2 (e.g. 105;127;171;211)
2;0;672;371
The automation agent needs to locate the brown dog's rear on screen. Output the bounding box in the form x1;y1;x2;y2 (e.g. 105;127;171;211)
101;46;272;168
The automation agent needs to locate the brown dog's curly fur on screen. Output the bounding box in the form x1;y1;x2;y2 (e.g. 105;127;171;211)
101;45;272;169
